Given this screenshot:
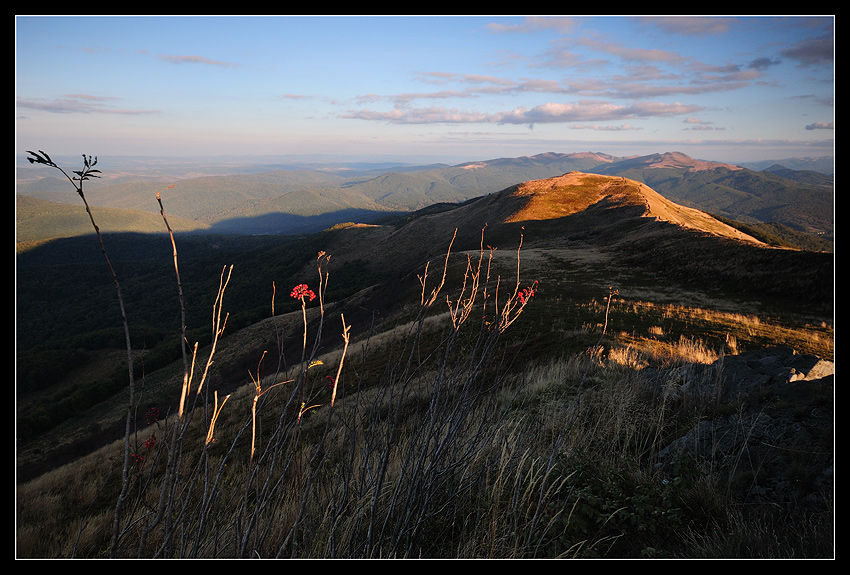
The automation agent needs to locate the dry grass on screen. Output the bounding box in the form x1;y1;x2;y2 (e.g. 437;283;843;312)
17;301;832;558
16;268;832;559
578;297;833;363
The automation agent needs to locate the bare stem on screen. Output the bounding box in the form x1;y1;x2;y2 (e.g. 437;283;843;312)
331;314;351;408
156;186;192;418
26;151;136;558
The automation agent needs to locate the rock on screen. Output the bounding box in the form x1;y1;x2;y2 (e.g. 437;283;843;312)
653;346;834;511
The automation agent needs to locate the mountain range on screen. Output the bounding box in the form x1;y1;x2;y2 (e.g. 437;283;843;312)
16;151;834;246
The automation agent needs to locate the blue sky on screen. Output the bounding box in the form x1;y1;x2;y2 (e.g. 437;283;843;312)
15;15;834;165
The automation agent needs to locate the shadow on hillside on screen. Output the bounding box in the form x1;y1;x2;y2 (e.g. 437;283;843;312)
16;206;411;261
202;207;405;235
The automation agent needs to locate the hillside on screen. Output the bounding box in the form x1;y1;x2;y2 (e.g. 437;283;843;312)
15;195;209;250
313;169;830;291
761;164;834;186
501;171;761;243
741;156;834;175
16;168;834;558
16;171;832;473
583;152;831;235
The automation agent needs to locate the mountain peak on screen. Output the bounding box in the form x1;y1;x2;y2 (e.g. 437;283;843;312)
500;171;761;243
623;151;743;172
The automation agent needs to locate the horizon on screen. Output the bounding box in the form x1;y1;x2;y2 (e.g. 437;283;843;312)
14;148;836;174
15;16;834;165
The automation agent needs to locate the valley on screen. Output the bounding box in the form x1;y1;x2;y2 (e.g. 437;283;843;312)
16;150;834;248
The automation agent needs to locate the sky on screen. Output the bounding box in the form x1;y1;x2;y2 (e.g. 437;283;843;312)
15;15;835;165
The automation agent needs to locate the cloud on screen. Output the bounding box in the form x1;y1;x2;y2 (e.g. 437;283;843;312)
417;72;566;96
805;122;834;130
681;117;725;130
747;57;781;70
568;123;641;131
391;90;477;104
537;39;766;100
16;94;158;115
781;35;833;66
486;16;577;35
640;16;735;36
570;77;751;100
398;63;748;105
681;117;727;132
576;37;686;64
341;105;490;125
498;100;702;126
156;54;239;68
341;99;702;127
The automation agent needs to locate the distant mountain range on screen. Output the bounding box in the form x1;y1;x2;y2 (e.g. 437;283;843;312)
16;151;833;246
739;156;834;175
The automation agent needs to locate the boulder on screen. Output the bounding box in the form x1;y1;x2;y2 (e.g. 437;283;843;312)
654;346;834;511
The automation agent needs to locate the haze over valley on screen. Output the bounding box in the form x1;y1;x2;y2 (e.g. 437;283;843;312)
16;150;834;247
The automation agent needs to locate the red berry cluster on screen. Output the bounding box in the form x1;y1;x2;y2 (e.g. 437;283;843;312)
145;407;161;425
290;284;316;301
517;281;538;304
144;434;157;450
130;433;158;467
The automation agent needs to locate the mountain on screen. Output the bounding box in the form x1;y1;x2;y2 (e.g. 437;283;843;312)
591;152;833;238
497;170;759;242
595;151;742;172
20;169;828;363
740;156;834;175
16;151;833;247
760;164;834;186
311;171;830;310
332;170;763;266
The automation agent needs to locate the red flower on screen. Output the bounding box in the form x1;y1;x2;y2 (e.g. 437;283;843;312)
290;284;316;301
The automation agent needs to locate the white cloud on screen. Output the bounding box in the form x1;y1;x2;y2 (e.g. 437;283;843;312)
341;99;702;127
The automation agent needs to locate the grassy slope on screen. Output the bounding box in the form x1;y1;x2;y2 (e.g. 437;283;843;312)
15;170;834;558
16;172;834;479
603;166;834;237
15;234;833;557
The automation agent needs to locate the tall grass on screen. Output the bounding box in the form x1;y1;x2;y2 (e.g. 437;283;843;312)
104;224;546;558
18;156;548;556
